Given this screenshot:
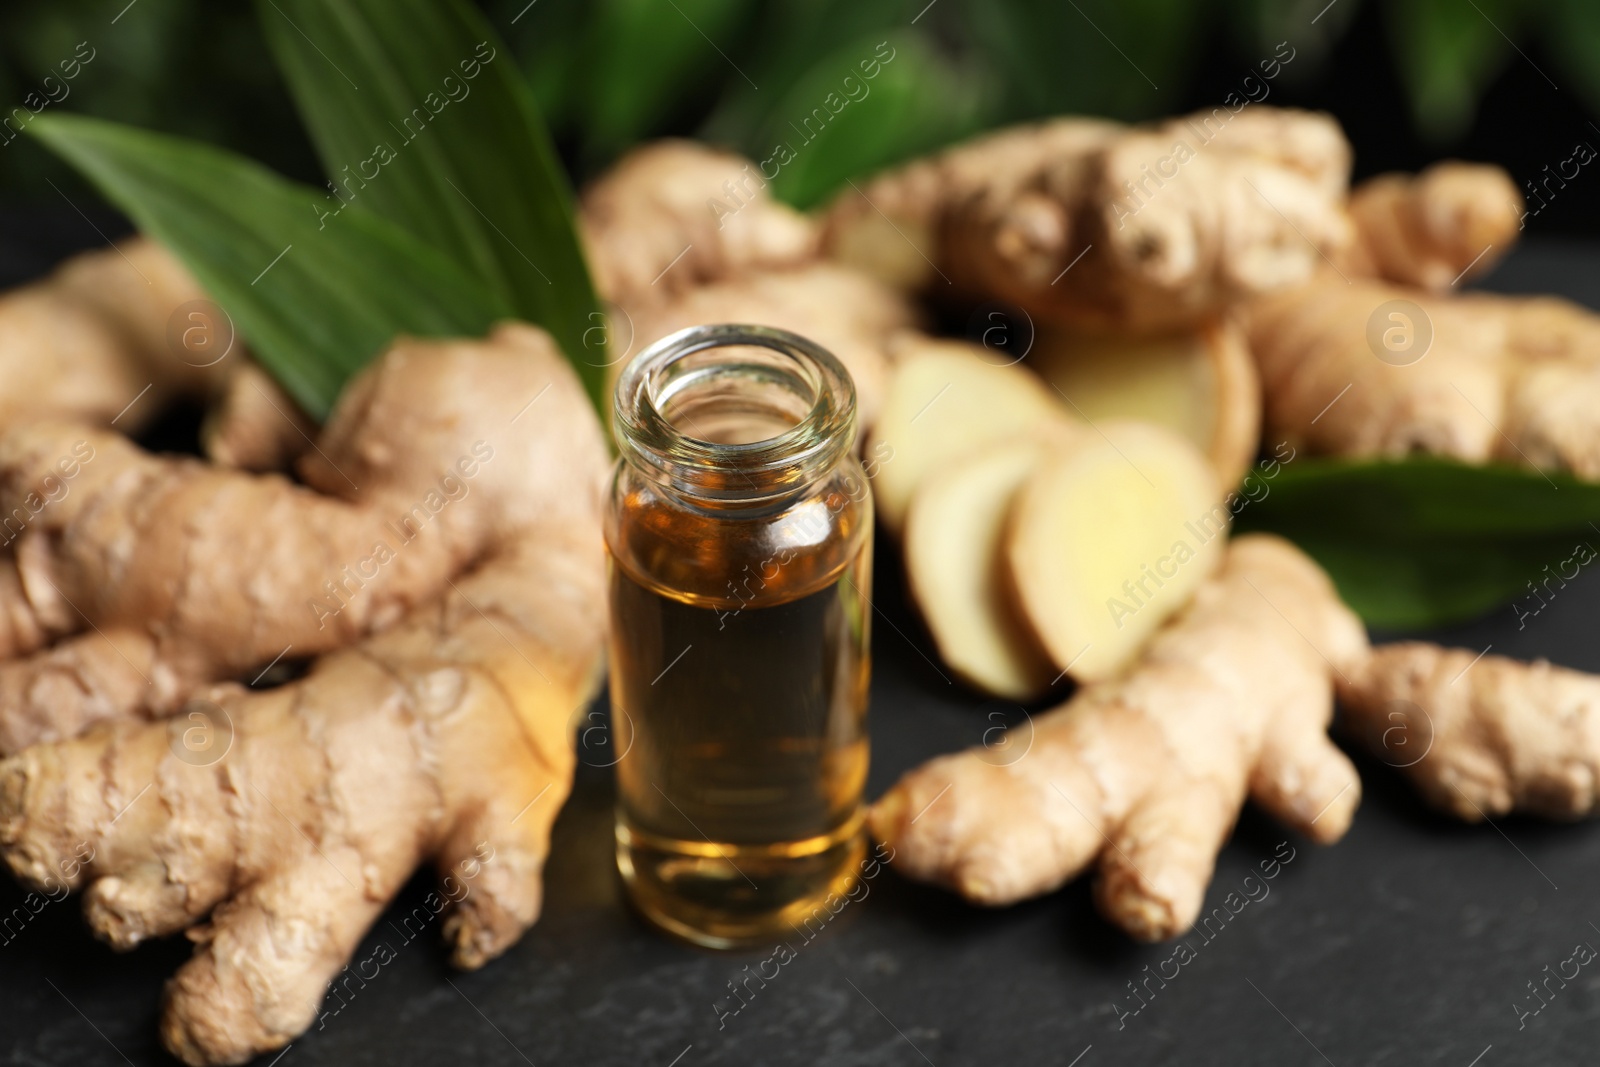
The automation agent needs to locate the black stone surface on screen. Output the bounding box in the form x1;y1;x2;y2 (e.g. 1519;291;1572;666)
2;222;1598;1066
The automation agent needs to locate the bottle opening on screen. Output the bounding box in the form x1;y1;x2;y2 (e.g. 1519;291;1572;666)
653;343;815;445
613;324;857;504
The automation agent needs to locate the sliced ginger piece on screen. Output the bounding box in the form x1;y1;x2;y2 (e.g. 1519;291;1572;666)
868;335;1071;533
904;434;1070;700
1029;319;1260;488
1006;419;1225;683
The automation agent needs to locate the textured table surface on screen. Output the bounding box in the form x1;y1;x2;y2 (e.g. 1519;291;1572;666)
2;225;1598;1066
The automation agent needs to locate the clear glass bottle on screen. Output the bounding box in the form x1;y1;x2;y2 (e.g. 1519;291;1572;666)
606;323;872;949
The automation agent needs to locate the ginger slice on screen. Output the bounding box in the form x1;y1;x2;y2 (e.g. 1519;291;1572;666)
872;534;1367;941
868;335;1071;533
1005;418;1225;683
1339;642;1600;821
1028;318;1260;488
903;434;1067;700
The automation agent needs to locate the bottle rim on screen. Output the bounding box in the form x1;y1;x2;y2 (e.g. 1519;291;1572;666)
612;323;857;505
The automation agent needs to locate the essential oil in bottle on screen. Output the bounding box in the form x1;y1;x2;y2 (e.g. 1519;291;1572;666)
606;324;872;949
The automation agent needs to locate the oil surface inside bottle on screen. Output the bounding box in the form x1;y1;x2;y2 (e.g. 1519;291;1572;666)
609;549;870;949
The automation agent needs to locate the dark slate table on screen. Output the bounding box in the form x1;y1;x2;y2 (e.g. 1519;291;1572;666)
3;219;1598;1066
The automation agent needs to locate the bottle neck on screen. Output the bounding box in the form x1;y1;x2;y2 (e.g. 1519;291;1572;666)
612;324;858;509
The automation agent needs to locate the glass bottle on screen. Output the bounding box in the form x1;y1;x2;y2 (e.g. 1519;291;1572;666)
606;323;872;949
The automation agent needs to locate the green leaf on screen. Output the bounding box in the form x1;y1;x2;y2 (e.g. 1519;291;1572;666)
1264;534;1583;632
698;0;921;147
1543;0;1600;121
749;30;991;210
1236;456;1600;630
1383;0;1521;142
1217;0;1363;81
499;0;591;134
258;0;606;412
960;0;1204;122
576;0;759;165
30;112;508;420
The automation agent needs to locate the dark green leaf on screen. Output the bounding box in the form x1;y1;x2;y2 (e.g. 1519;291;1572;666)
1216;0;1362;83
959;0;1203;122
1236;456;1600;629
577;0;759;165
1260;533;1589;631
499;0;591;134
1544;0;1600;121
751;31;990;210
258;0;606;412
1383;0;1521;142
698;0;922;147
30;112;508;420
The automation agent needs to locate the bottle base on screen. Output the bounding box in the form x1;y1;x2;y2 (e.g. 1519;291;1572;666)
616;814;866;950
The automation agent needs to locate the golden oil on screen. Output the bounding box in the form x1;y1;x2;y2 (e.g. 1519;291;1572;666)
606;324;872;949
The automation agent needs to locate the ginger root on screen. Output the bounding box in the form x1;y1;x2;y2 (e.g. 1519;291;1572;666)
823;117;1122;293
579;139;816;305
0;237;225;431
583;143;914;429
1247;278;1600;478
0;324;598;754
0;325;608;1066
198;360;317;472
1339;642;1600;821
872;534;1365;940
0;236;319;473
1237;159;1600;474
1343;162;1523;291
825;107;1353;331
904;416;1228;698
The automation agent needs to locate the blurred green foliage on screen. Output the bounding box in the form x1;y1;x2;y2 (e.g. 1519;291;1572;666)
509;0;1600;186
31;0;607;418
5;0;1600;208
1386;0;1528;141
0;0;318;199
